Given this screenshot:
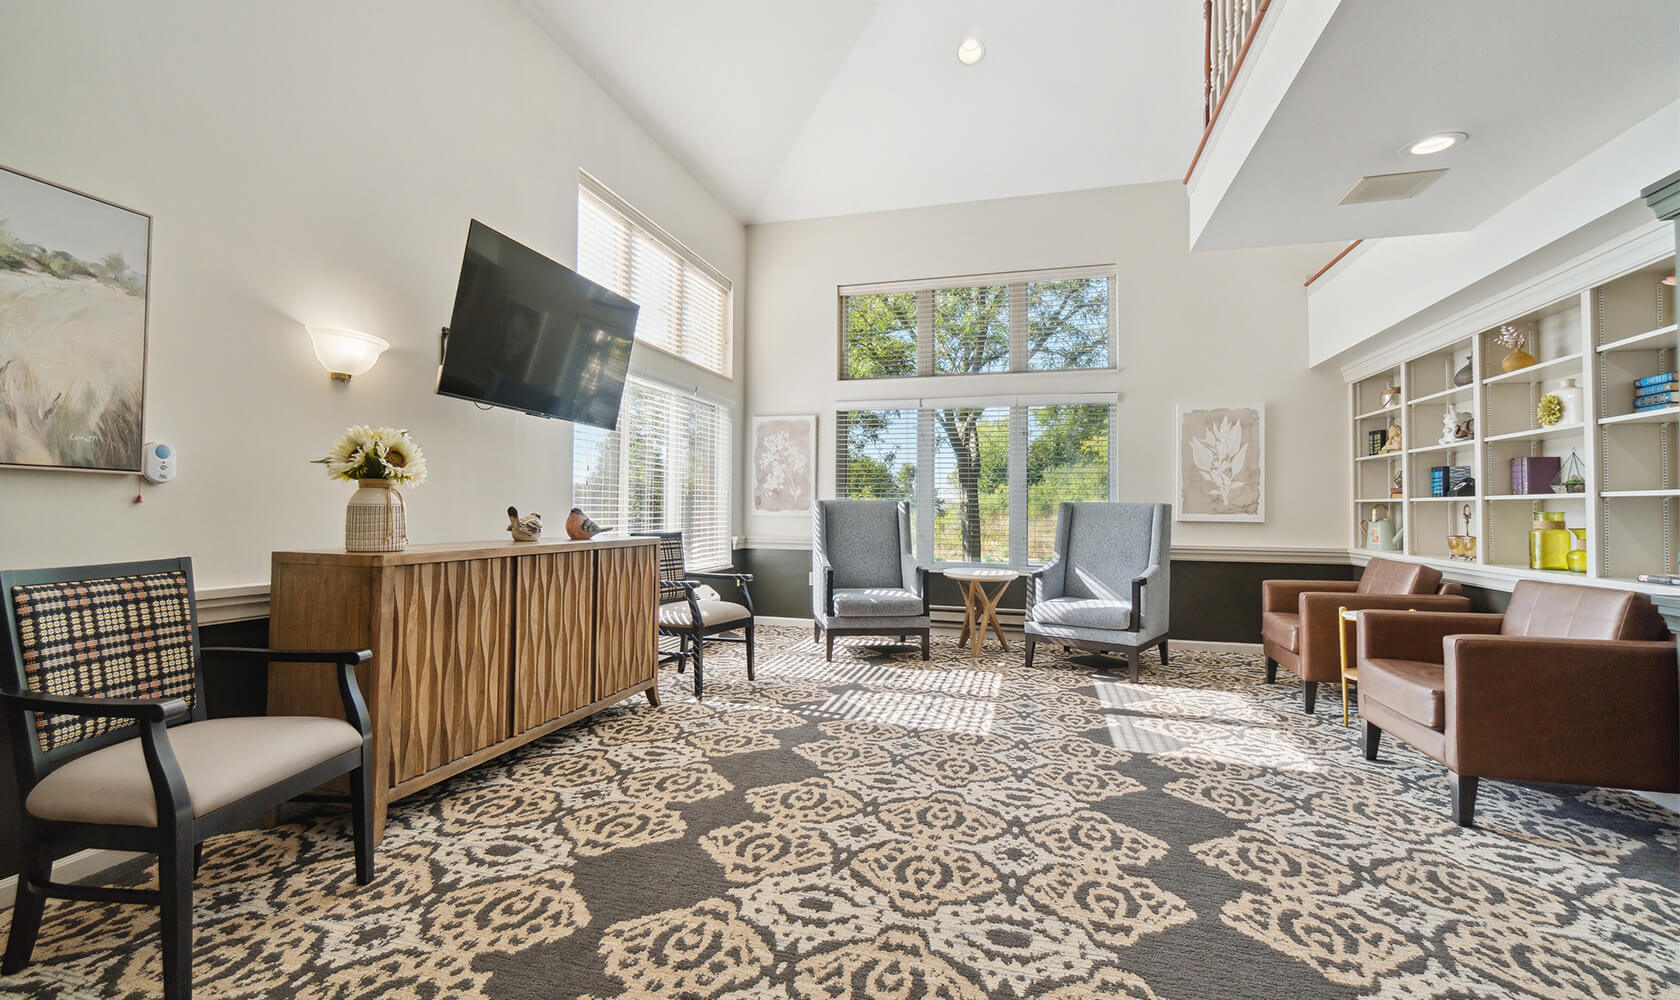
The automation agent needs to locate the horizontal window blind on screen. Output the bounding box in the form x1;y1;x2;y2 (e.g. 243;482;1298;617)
835;407;920;505
932;405;1010;564
573;376;732;569
840;265;1115;381
578;175;731;377
1024;403;1113;562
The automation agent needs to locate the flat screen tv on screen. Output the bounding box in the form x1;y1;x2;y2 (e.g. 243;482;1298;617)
436;220;637;430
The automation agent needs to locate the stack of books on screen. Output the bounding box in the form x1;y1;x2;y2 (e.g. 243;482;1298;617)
1633;372;1678;411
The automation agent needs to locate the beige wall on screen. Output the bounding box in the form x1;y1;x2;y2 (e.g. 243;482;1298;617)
743;182;1346;551
0;0;745;589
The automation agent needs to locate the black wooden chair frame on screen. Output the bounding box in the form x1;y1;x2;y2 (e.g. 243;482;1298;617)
816;565;932;661
1022;571;1169;683
639;532;756;698
0;557;376;1000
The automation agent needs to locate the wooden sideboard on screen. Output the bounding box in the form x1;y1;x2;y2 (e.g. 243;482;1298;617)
267;537;658;840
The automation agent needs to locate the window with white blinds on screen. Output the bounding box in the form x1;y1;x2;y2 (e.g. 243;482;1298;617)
834;398;1114;568
573;376;732;569
840;266;1115;381
577;174;732;377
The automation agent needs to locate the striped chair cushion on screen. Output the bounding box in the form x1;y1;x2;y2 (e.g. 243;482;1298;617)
12;571;197;753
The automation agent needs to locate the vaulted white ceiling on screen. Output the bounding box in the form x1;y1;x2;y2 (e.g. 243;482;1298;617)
522;0;1204;224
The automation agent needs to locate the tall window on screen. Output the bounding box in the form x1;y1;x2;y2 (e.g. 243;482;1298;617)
836;399;1114;568
841;266;1114;380
577;174;732;377
573;376;732;569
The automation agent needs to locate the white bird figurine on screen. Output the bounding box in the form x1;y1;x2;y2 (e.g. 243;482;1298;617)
506;506;543;542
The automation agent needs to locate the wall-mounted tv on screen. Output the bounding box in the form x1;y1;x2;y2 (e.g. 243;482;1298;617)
436;220;637;430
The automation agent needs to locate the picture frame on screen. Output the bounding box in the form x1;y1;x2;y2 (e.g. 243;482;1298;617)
0;164;151;474
750;413;817;516
1176;404;1264;522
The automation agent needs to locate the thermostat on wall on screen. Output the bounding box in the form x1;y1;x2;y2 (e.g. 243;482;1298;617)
142;442;176;484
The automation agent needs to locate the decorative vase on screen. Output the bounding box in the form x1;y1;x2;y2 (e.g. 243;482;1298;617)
1529;513;1570;571
1452;356;1473;386
346;479;407;552
1501;348;1537;372
1553;377;1583;426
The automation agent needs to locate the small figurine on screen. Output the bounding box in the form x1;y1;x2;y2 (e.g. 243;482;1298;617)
506;506;543;542
1439;408;1459;445
1452;413;1474;441
565;507;611;540
1378;422;1402;453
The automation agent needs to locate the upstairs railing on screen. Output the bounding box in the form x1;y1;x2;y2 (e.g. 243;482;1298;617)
1187;0;1272;182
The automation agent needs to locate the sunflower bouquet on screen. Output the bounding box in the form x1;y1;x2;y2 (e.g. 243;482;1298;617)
315;425;427;486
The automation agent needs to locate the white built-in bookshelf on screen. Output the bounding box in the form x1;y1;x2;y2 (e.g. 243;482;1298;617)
1349;249;1677;592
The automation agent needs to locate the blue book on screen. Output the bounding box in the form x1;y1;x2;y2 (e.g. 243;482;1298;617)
1633;392;1680;410
1634;371;1678;389
1636;383;1679;400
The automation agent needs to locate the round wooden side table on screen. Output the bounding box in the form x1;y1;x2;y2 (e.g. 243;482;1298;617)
944;567;1018;658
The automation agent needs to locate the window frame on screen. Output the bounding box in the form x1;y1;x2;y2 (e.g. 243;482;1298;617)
833;392;1118;570
578;171;734;380
837;264;1119;382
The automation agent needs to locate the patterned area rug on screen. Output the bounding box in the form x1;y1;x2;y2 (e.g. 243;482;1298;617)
4;626;1678;999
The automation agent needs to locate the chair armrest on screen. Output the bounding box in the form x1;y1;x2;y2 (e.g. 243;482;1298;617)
203;646;372;667
1356;609;1503;666
1130;564;1166;632
201;647;373;737
1445;636;1680;787
689;571;755;616
0;689;190;724
825;568;836;617
1298;592;1470;679
919;566;930;615
1262;578;1358;613
900;553;922;595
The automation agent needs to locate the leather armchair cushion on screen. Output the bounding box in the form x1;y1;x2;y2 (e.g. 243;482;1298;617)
1361;658;1446;730
1501;580;1670;640
1356;558;1443;596
832;587;923;617
26;716;363;828
1031;596;1133;631
1261;611;1299;652
659;600;751;628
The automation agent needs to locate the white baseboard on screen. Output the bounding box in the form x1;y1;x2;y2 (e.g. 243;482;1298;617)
0;849;143;910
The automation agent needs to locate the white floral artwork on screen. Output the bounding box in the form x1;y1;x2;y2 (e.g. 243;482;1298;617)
1176;405;1264;522
750;414;816;516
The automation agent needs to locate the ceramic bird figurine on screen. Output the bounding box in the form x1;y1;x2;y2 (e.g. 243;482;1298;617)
565;507;611;540
506;506;543;542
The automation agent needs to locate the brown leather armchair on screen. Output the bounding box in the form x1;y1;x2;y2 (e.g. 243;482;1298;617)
1358;580;1678;826
1261;558;1469;713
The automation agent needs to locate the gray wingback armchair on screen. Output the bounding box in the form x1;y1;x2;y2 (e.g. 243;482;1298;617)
812;500;930;661
1024;502;1172;682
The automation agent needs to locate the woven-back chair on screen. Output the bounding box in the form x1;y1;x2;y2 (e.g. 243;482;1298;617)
638;532;755;698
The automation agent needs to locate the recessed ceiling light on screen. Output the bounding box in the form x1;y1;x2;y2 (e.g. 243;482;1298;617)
1407;132;1468;156
957;37;985;65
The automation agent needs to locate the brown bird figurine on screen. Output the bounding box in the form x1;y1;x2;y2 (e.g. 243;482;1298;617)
506;506;543;541
565;507;610;540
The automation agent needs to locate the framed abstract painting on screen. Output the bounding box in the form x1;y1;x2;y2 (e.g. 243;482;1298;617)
1176;404;1264;522
0;165;150;473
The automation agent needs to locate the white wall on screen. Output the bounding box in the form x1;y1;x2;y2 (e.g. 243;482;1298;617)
743;181;1346;552
0;0;745;591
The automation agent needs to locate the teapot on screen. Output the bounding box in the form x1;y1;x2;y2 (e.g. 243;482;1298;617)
1361;504;1405;551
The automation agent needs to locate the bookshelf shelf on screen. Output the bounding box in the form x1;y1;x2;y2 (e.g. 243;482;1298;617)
1599;407;1680;426
1354;404;1400;421
1596;323;1677;354
1408;440;1476;456
1409;385;1472;406
1483;423;1584;444
1482;353;1583;385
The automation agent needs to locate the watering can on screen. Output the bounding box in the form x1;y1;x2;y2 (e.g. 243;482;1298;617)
1361;505;1404;551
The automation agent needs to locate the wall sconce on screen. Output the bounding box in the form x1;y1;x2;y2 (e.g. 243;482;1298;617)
308;327;389;382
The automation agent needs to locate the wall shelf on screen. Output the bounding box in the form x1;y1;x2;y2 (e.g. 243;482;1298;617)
1409;440;1476;456
1355;404;1400;421
1356;452;1402;462
1409;385;1472;406
1596;323;1678;354
1602;489;1680;498
1482;353;1584;385
1484;493;1582;501
1599;407;1680;426
1483;423;1584;444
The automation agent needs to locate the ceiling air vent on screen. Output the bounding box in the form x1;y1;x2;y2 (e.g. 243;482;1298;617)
1338;169;1447;205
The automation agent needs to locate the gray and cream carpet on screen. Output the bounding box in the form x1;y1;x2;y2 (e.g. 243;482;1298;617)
4;626;1678;999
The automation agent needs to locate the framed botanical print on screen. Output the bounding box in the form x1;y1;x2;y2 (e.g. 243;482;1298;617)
0;165;150;473
750;414;817;515
1176;404;1264;522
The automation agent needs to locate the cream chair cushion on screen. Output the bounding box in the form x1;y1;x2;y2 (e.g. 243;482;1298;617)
658;599;751;629
26;716;363;828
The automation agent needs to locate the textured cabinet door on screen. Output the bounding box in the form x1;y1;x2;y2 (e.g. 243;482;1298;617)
513;551;594;732
387;558;512;784
595;545;656;698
